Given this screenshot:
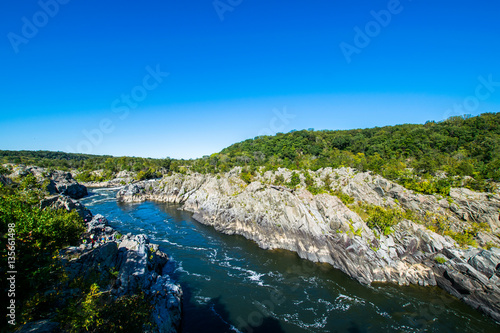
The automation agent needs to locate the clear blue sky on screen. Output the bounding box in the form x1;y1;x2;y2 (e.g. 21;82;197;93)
1;0;499;159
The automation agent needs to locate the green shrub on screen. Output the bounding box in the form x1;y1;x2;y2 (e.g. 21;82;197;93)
136;168;161;181
350;203;404;235
58;283;155;332
332;190;354;205
444;229;477;248
304;171;314;187
288;172;301;188
0;183;85;328
434;256;447;264
240;172;253;184
274;174;285;185
307;185;325;195
0;165;10;175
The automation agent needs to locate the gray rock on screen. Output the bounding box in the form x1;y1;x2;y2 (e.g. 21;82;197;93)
47;170;87;199
115;168;500;322
468;249;500;279
0;174;12;186
40;195;92;221
64;232;182;332
16;320;60;333
149;275;183;333
7;165;88;199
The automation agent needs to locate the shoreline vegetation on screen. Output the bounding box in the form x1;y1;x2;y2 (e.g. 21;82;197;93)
1;113;499;194
0;171;182;332
1;112;500;329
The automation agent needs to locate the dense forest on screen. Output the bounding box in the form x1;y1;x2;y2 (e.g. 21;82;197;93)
187;112;500;194
2;112;499;194
0;151;172;182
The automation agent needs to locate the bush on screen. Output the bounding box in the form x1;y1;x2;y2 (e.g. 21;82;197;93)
288;172;301;188
0;165;10;175
434;256;447;264
332;190;354;205
240;172;253;184
350;203;404;235
136;168;161;181
0;185;84;328
59;284;155;332
274;174;285;185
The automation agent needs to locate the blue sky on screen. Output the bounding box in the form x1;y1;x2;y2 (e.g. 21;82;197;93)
1;0;499;159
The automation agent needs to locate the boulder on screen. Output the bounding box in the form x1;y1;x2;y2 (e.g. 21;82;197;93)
40;195;92;221
47;170;88;199
64;232;182;332
468;249;500;279
0;174;12;186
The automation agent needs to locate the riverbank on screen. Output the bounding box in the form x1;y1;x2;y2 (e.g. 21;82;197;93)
18;197;183;332
83;187;499;332
1;166;183;333
116;167;500;323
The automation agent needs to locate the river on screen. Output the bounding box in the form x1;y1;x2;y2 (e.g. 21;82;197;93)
80;188;498;333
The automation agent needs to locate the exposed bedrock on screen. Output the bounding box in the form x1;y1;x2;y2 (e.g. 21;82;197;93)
117;168;500;322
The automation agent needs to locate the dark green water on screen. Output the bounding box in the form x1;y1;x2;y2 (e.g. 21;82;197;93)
80;188;498;333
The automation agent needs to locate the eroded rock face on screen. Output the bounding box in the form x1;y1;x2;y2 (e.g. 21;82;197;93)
8;165;88;199
433;249;500;322
46;170;88;199
117;168;500;322
0;174;12;186
40;195;92;221
63;231;182;332
449;188;500;232
75;169;136;188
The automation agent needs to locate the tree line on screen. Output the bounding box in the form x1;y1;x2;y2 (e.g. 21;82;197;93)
2;112;499;194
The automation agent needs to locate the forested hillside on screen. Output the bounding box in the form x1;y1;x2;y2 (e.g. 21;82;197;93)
2;113;499;194
0;151;172;182
185;113;500;194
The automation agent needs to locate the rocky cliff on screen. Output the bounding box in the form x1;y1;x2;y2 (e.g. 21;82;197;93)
117;167;500;323
18;200;183;333
75;170;137;188
62;214;183;333
6;165;87;199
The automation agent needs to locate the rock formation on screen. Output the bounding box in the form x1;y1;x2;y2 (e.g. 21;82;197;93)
74;169;136;188
63;214;182;332
7;165;88;199
117;167;500;322
40;195;93;221
18;204;182;332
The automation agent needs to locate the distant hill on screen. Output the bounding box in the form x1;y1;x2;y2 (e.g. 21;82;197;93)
218;113;499;175
182;112;499;194
0;150;171;182
2;112;499;194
